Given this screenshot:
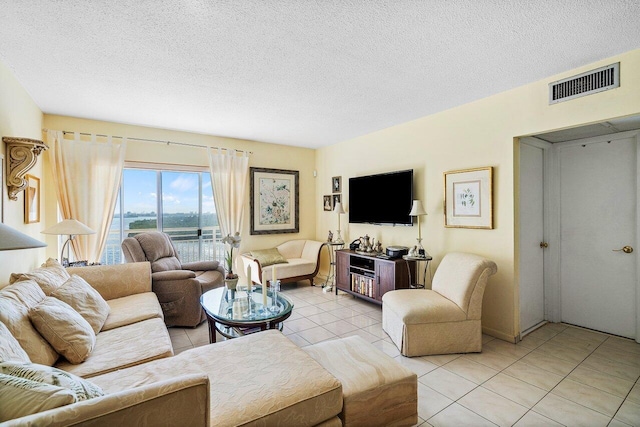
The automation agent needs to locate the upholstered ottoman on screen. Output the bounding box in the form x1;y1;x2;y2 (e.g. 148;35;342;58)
303;336;417;427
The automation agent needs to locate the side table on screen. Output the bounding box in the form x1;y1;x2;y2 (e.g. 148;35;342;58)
402;254;432;289
323;241;344;293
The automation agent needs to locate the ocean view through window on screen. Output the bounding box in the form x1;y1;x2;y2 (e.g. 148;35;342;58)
101;168;223;265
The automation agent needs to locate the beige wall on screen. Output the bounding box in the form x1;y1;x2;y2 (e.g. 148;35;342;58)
0;60;46;283
42;115;317;278
316;49;640;342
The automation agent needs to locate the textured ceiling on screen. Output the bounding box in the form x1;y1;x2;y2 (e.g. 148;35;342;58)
1;1;639;148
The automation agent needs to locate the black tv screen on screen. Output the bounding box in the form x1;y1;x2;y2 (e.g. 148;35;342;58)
348;170;413;226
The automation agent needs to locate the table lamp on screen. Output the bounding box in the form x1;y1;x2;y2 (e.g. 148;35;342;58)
0;222;47;251
333;202;345;244
409;200;427;257
41;219;95;266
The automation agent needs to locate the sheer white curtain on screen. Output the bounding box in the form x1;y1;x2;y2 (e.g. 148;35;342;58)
46;130;126;263
208;148;249;240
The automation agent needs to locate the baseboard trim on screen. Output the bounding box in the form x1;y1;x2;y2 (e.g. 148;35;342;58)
482;326;517;344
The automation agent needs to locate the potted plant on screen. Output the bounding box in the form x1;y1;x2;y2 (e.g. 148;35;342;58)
221;232;241;290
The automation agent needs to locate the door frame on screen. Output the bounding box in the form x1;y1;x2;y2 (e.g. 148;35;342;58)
519;130;640;342
518;137;555;336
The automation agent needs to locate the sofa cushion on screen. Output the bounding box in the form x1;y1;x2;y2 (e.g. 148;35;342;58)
66;262;152;301
0;372;76;422
0;321;30;363
91;330;342;426
101;292;164;331
250;248;289;267
29;297;96;364
0;361;104;400
51;275;110;334
262;258;316;280
55;317;173;378
9;258;70;295
0;280;59;366
382;289;467;324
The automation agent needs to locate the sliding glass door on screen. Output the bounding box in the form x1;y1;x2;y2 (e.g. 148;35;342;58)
101;168;220;264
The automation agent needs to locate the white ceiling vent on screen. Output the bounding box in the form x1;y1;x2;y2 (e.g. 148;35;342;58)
549;62;619;104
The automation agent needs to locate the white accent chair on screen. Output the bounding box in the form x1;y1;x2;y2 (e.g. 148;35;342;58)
382;252;497;357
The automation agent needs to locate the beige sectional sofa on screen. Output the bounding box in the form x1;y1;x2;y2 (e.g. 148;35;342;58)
1;260;418;426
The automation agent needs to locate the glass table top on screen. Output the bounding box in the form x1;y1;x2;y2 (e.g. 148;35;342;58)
200;286;293;324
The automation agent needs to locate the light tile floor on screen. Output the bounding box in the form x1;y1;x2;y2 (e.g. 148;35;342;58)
169;282;640;426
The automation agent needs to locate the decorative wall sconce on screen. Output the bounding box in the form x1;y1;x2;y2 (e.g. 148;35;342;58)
3;137;48;200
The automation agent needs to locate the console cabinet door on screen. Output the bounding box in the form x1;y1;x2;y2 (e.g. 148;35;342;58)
336;251;350;291
376;261;395;301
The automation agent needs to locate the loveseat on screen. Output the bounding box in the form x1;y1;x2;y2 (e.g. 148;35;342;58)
240;239;325;287
1;260;418;426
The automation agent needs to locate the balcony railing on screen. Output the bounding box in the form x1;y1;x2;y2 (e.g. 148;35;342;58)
101;226;224;265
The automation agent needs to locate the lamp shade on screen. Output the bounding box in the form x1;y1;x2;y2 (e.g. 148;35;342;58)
334;202;345;214
41;219;95;236
409;200;426;216
0;223;47;251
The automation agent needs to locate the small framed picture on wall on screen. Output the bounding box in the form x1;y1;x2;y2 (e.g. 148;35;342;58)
332;176;341;193
444;166;493;229
24;174;40;224
323;195;333;211
332;194;341;207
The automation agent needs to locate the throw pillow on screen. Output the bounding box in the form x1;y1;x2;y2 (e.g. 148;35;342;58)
10;258;70;295
0;280;59;366
0;361;104;401
0;372;76;422
250;248;289;267
0;321;30;363
29;298;96;364
51;275;110;334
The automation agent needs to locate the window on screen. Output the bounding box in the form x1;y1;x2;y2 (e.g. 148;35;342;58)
101;166;221;265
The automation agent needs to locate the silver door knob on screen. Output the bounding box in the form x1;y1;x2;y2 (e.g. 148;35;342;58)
613;246;634;254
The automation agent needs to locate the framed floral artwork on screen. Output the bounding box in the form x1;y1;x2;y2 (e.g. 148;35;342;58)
250;167;299;235
444;167;493;229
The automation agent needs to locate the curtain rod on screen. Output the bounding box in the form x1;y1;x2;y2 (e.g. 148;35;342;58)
42;129;252;154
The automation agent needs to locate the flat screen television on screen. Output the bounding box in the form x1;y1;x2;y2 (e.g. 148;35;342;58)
348;169;413;226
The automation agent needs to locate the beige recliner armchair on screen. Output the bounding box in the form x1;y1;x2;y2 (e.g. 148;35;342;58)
121;231;225;327
382;252;497;357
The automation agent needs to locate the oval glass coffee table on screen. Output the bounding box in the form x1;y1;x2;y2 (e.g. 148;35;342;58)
200;286;294;343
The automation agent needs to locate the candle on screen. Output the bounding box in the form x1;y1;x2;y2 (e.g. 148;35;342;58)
246;265;252;293
272;265;276;284
262;282;268;307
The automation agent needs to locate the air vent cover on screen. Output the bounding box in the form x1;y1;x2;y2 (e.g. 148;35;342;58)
549;62;619;104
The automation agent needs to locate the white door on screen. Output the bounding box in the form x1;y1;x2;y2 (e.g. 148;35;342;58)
559;135;637;338
519;140;546;333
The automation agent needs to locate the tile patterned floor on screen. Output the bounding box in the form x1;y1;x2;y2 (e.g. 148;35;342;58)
169;283;640;426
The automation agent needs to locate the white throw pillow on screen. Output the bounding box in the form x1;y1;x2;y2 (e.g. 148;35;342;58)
0;372;75;422
51;275;110;334
10;258;70;295
29;297;96;364
0;361;104;401
0;321;30;363
0;280;59;366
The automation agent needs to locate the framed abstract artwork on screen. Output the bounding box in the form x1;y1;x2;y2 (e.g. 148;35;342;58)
444;167;493;229
250;167;299;235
